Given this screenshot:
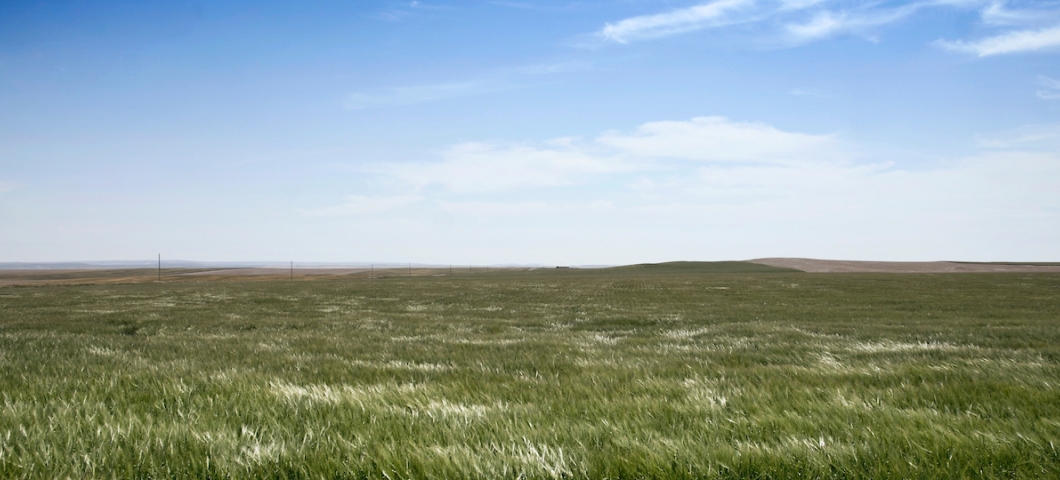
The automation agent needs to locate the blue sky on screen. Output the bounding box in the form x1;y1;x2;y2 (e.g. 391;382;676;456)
1;0;1058;264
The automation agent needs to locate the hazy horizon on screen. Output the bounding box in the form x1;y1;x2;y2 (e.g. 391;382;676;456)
4;257;1058;271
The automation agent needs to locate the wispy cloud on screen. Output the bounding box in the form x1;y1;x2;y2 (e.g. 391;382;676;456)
593;0;1060;53
302;195;422;217
593;0;938;46
439;200;614;217
317;117;1060;261
344;62;588;109
351;117;1058;213
784;4;922;42
0;181;15;193
596;116;837;164
378;117;839;194
368;1;445;21
936;24;1060;55
981;1;1028;25
389;141;625;194
979;1;1060;26
598;0;755;43
344;80;498;109
977;122;1060;148
1036;75;1060;99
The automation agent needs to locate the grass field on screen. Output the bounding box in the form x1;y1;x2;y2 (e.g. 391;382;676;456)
1;264;1059;478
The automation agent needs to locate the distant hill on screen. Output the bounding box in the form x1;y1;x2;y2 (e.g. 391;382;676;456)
608;261;801;274
0;261;157;270
0;261;465;270
749;258;1060;273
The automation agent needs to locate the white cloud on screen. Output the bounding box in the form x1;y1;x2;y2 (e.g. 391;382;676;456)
1037;75;1060;99
980;1;1060;26
977;122;1060;148
343;117;1058;261
12;113;1056;263
0;181;14;193
438;200;614;217
785;11;847;40
389;142;625;194
981;1;1030;25
936;24;1060;55
302;195;422;217
344;62;586;109
312;116;1059;262
598;0;755;43
381;117;838;194
615;149;1060;260
594;0;1060;52
596;116;837;164
368;148;1059;262
344;80;495;109
784;5;919;42
596;0;973;45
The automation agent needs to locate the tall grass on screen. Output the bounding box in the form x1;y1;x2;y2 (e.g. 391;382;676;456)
1;271;1059;478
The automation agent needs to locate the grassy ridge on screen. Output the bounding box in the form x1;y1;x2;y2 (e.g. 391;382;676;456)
950;261;1060;267
607;261;803;274
1;271;1059;478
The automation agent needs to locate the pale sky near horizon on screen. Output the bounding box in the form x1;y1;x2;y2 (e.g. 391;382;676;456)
2;0;1059;264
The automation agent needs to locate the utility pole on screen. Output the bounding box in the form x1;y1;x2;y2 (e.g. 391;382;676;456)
157;254;161;283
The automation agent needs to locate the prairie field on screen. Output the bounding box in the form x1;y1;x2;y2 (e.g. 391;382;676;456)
1;264;1059;478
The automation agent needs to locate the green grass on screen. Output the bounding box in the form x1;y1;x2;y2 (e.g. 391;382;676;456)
1;270;1059;478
